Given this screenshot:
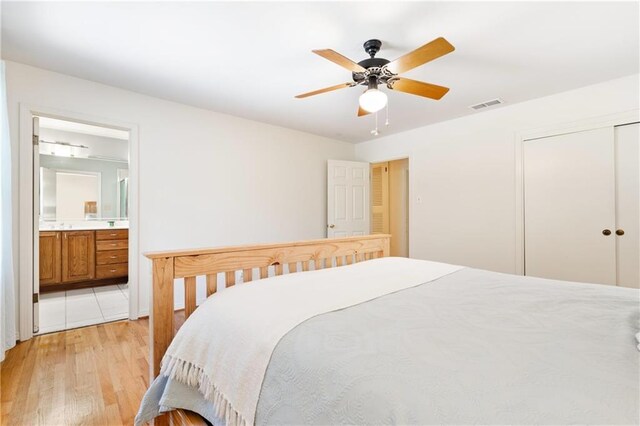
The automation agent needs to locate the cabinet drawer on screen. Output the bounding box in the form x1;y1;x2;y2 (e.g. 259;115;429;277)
97;250;129;265
96;239;128;251
96;229;128;241
96;263;128;279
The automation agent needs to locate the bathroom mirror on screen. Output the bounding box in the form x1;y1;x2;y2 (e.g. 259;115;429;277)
39;154;129;221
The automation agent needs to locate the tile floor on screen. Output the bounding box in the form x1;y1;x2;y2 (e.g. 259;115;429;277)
38;284;129;334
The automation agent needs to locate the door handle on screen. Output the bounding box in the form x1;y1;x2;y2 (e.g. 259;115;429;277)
602;229;612;236
616;229;625;236
328;224;335;229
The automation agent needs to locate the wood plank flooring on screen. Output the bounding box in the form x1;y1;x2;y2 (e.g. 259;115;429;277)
1;315;184;426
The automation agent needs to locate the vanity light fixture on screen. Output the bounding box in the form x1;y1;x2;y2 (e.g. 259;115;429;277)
39;140;89;158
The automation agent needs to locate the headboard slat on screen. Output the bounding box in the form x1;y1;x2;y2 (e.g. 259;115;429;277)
184;276;197;318
225;271;236;287
206;273;217;296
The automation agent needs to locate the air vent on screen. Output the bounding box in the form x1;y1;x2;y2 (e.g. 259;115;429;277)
469;98;504;111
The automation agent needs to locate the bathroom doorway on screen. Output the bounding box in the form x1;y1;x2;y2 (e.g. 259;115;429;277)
34;116;131;334
370;158;409;257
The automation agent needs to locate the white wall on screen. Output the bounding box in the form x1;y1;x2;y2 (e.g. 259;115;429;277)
7;60;638;336
355;74;640;274
6;61;355;326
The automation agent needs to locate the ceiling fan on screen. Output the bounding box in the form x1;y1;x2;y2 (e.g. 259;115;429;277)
295;37;455;116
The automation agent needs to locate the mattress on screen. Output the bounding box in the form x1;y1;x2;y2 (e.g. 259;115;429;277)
136;258;640;425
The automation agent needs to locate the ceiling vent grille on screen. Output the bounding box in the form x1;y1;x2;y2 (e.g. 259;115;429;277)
469;98;504;111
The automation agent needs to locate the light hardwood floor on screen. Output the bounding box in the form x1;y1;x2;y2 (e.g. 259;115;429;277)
1;315;184;426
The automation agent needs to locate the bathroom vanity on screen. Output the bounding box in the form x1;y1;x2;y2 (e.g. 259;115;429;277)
39;227;129;292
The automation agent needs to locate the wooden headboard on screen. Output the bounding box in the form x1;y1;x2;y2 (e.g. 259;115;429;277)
144;234;391;385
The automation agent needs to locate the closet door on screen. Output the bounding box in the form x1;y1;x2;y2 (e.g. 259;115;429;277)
370;162;389;234
524;127;616;285
615;123;639;288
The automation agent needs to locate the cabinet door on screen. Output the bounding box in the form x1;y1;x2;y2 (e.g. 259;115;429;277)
524;127;616;285
39;232;61;285
62;231;96;282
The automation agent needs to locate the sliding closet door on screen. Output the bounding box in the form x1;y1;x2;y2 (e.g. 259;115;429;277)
524;127;616;285
615;123;639;288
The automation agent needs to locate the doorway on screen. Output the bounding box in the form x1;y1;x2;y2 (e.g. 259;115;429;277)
34;116;131;334
371;159;409;257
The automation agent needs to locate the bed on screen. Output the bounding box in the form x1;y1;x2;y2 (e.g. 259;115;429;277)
137;235;639;425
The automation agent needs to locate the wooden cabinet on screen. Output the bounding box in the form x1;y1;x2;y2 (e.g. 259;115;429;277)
96;239;129;251
62;231;96;282
95;230;128;279
96;250;128;265
40;228;128;291
39;232;61;286
95;229;129;241
96;263;129;279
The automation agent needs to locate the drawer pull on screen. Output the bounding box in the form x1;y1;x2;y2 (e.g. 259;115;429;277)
110;256;117;259
110;269;117;273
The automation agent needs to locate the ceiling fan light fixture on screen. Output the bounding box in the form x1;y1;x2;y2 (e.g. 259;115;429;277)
359;88;387;113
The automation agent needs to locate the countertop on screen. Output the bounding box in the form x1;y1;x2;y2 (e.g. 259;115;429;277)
39;221;129;231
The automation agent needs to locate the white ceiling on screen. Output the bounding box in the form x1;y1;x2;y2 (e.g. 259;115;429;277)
2;2;638;143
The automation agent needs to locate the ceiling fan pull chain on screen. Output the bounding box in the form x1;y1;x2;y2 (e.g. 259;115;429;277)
371;111;380;136
385;99;390;126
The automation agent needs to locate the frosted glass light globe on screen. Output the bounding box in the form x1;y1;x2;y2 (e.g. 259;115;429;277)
359;89;388;113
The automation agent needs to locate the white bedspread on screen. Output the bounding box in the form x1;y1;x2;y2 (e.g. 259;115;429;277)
160;257;463;426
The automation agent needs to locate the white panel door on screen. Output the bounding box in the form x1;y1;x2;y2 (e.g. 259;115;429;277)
524;127;616;285
327;160;370;238
615;123;639;288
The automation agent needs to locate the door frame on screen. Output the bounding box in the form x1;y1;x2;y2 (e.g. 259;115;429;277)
369;157;410;257
513;109;639;276
19;103;140;341
363;156;411;256
115;168;129;218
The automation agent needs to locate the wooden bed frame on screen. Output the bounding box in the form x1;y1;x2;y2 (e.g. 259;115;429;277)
144;234;391;425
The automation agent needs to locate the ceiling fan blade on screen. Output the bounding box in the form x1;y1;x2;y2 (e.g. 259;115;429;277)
312;49;367;73
389;77;450;100
358;106;371;117
295;82;353;99
386;37;455;74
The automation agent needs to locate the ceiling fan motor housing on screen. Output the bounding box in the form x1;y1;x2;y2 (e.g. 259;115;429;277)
353;39;395;86
363;39;383;57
